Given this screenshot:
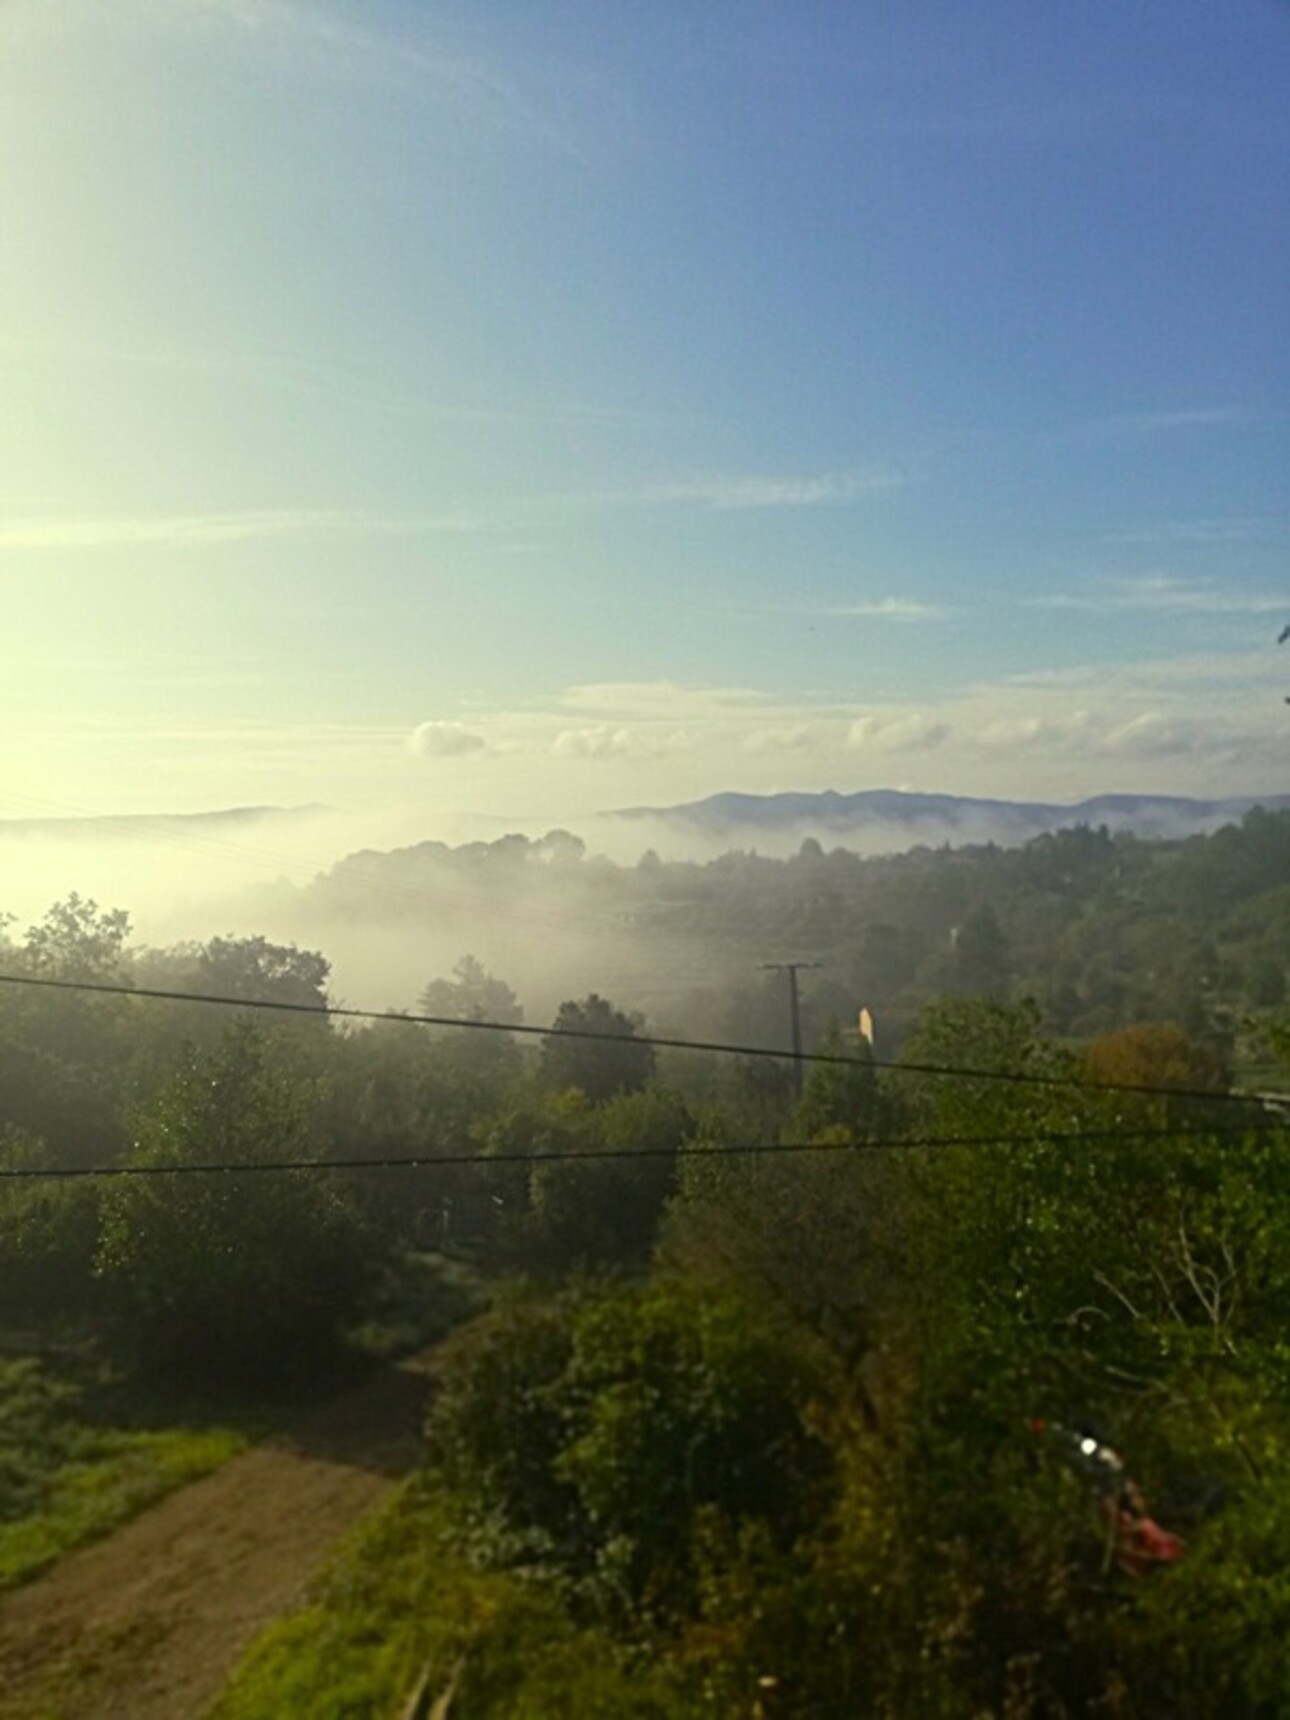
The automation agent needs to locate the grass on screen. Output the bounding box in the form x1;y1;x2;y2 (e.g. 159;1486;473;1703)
0;1250;489;1601
0;1356;245;1591
209;1472;692;1720
345;1249;491;1362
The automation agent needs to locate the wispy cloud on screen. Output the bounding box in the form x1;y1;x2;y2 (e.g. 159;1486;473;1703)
0;510;474;550
636;467;905;510
1086;405;1250;437
558;683;773;718
197;0;590;160
6;1;590;159
1101;516;1280;547
832;596;948;622
847;713;950;753
1032;575;1286;618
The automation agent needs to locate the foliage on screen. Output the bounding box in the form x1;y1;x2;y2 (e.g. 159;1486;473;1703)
951;901;1010;999
541;993;656;1101
210;1473;693;1720
5;854;1290;1709
526;1088;692;1273
416;954;526;1084
96;1024;372;1381
420;953;523;1026
0;1128;101;1317
193;933;331;1008
1085;1022;1229;1096
22;893;132;981
785;1018;878;1144
0;1357;242;1590
428;1279;836;1622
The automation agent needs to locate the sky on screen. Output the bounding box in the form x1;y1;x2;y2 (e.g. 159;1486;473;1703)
2;0;1288;845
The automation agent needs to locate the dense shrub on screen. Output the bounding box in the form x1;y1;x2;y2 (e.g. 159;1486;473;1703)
96;1024;371;1382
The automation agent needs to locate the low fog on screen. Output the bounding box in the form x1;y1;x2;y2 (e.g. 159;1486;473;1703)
0;805;738;1022
3;791;1285;1034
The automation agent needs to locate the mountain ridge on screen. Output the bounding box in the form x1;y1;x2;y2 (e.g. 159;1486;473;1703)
611;787;1290;846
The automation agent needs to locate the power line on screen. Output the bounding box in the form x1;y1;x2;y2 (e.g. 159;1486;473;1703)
0;968;1270;1112
2;1120;1283;1181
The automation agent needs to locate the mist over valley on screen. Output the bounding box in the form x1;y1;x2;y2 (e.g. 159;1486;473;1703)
4;789;1288;1055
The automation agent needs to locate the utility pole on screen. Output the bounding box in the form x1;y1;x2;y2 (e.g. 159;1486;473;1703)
760;961;821;1094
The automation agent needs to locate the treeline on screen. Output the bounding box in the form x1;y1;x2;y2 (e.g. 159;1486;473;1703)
2;895;1289;1712
294;806;1290;1059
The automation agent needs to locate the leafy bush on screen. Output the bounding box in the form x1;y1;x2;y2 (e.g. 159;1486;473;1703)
428;1279;835;1621
97;1024;372;1382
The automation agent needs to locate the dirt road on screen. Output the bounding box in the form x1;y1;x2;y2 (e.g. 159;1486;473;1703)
0;1358;431;1720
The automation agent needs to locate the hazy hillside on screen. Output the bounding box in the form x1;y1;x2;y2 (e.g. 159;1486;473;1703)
612;788;1290;855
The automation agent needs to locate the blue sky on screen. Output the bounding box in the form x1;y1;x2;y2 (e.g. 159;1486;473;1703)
2;0;1288;837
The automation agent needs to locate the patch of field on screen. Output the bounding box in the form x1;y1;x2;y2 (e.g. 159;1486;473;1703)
0;1357;244;1593
0;1358;429;1720
210;1472;689;1720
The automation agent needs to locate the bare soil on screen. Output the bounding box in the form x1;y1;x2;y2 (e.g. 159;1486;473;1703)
0;1357;431;1720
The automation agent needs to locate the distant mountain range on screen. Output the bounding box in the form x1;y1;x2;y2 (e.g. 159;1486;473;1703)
611;789;1290;852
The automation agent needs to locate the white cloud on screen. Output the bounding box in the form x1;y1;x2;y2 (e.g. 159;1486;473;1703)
408;722;488;759
1034;575;1286;618
638;467;904;510
16;655;1288;838
833;596;948;622
1087;406;1249;436
740;723;814;755
1101;712;1202;758
551;725;689;760
1102;517;1279;547
1006;649;1286;693
847;714;950;753
550;727;630;760
975;713;1094;750
559;682;772;719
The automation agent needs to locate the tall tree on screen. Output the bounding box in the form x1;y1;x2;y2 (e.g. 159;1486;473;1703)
97;1023;369;1380
541;994;655;1101
418;954;522;1025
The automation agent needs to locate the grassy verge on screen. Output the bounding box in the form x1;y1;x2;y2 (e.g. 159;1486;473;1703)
0;1356;245;1591
209;1472;691;1720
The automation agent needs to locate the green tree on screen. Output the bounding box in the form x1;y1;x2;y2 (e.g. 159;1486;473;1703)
417;954;524;1081
0;896;136;1157
541;994;655;1101
23;894;131;981
0;1128;100;1318
951;902;1010;999
786;1019;877;1145
194;934;330;1008
97;1024;371;1381
526;1087;693;1272
428;1280;834;1620
418;954;522;1025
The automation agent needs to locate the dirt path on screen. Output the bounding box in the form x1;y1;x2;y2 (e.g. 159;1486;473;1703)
0;1358;432;1720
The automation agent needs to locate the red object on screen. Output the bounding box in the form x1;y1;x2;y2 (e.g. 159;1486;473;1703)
1030;1416;1186;1577
1104;1501;1185;1576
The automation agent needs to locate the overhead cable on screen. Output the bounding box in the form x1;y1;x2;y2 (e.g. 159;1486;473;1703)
0;968;1267;1111
1;1119;1283;1181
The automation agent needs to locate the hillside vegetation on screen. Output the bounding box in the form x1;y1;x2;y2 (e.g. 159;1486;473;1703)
2;811;1289;1714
